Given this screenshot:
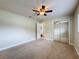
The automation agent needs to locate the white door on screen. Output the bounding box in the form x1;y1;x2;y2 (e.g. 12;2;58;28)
36;22;44;39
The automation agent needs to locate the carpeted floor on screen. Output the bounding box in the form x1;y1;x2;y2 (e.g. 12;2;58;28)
0;40;79;59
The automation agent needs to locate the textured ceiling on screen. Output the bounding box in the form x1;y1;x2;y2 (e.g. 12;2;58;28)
0;0;78;21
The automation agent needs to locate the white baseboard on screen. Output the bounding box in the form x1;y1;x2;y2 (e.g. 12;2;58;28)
0;40;34;51
69;43;74;46
75;47;79;56
69;43;79;56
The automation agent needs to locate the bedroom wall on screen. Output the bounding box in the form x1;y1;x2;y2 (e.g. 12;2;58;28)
74;5;79;55
0;9;36;51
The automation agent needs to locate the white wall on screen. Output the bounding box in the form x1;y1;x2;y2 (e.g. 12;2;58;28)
0;9;36;51
74;5;79;55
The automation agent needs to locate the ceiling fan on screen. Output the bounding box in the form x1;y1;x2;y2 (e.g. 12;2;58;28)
33;5;53;16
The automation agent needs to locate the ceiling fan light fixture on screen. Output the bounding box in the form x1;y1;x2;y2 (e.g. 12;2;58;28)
33;5;52;16
40;11;45;15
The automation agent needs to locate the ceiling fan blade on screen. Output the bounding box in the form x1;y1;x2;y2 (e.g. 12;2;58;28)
33;10;39;12
45;10;53;13
37;13;40;16
44;13;47;16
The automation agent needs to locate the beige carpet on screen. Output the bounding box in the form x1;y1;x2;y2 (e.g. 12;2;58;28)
0;40;79;59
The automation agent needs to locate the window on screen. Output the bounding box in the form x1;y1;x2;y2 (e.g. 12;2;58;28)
78;14;79;32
